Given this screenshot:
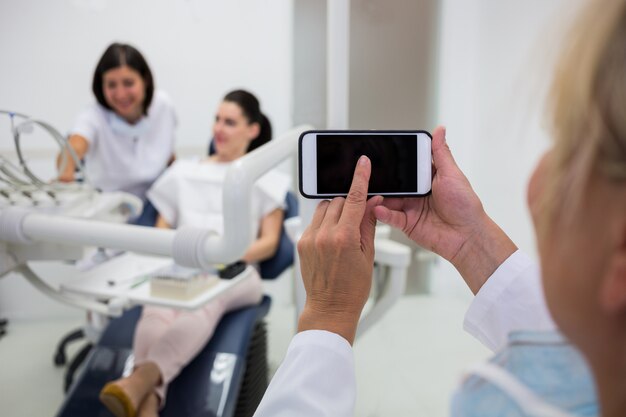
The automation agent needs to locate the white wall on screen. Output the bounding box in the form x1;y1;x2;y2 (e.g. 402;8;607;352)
0;0;294;319
433;0;586;296
0;0;293;153
350;0;439;129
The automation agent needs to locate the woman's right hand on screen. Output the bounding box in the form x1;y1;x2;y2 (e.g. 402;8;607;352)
57;169;75;182
56;135;88;182
297;156;381;344
374;126;517;293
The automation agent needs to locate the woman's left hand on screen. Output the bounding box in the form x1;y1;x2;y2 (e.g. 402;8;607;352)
297;156;382;345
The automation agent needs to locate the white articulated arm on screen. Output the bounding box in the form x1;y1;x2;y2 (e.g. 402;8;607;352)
1;208;175;256
183;125;312;268
0;126;312;271
356;237;411;338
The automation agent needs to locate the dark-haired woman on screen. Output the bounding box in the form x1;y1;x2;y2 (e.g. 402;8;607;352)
99;90;289;417
59;43;176;225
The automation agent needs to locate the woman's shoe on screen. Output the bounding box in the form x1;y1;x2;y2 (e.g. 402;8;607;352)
99;382;136;417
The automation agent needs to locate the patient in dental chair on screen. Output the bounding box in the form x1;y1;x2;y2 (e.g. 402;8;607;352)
99;90;290;417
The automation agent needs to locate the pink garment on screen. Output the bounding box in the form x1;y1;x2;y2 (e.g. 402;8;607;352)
133;269;263;403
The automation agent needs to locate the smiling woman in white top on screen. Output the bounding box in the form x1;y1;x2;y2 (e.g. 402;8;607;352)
58;43;176;226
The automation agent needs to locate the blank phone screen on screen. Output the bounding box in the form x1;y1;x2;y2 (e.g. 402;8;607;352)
316;134;418;194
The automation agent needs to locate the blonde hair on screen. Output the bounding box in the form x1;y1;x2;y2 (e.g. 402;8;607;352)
541;0;626;231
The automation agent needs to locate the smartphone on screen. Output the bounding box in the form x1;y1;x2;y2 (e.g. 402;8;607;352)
299;130;432;198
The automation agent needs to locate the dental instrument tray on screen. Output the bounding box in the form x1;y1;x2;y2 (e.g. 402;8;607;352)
59;252;254;310
149;264;219;301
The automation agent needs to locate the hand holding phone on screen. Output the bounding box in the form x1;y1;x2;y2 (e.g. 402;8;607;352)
298;130;432;198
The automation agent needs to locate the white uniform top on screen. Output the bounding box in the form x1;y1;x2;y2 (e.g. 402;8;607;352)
253;250;556;417
146;158;290;235
70;90;177;198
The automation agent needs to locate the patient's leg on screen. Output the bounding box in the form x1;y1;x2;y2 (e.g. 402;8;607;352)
134;306;177;363
100;271;264;415
147;270;264;402
136;391;159;417
100;306;175;417
99;361;161;417
219;269;264;312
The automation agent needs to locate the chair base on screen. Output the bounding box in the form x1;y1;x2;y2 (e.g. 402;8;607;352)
54;328;85;366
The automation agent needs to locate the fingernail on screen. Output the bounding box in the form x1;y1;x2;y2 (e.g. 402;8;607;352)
359;155;369;165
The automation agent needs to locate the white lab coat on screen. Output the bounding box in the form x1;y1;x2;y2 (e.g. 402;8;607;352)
70;91;177;199
253;250;556;417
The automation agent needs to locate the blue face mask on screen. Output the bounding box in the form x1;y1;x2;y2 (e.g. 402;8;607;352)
451;331;598;417
108;111;149;138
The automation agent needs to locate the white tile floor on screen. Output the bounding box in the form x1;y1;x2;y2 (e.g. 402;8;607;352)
0;288;490;417
0;314;85;417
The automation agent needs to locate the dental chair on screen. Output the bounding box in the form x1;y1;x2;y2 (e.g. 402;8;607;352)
56;191;298;417
53;135;297;393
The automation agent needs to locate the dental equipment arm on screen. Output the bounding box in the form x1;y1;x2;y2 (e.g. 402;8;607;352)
0;110;90;204
0;126;311;271
0;125;311;316
356;236;411;338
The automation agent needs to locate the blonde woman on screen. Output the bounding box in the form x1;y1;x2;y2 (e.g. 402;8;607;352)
254;0;626;416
